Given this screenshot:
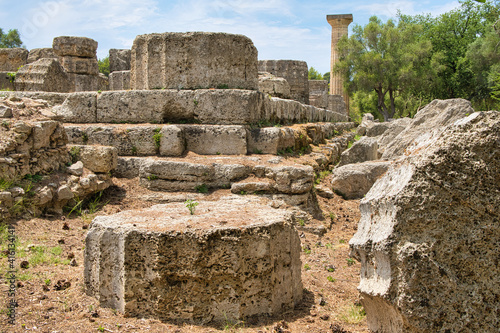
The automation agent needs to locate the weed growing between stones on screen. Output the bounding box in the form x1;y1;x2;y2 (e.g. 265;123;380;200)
153;128;162;153
337;304;366;324
184;199;198;215
147;174;158;181
195;184;208;193
69;146;80;164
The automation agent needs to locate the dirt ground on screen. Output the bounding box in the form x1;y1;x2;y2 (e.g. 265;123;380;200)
0;170;368;333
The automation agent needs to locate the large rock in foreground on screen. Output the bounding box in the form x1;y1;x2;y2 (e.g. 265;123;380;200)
131;32;258;90
85;198;303;323
350;111;500;332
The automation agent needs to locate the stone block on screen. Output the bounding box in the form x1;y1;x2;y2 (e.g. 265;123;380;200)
70;145;117;173
331;161;390;199
0;48;28;71
350;111;500;333
131;32;258;90
115;157;142;178
309;80;328;108
52;36;98;58
98;73;109;91
247;127;281;154
51;92;98;123
109;70;130;90
0;105;13;118
15;58;71;93
259;60;309;104
84;198;302;323
60;56;99;75
27;48;58;63
382;99;473;160
258;72;291;99
67;73;99;92
339;137;378;166
159;125;185;156
182;125;247;155
32;120;60;150
327;95;346;115
109;49;131;72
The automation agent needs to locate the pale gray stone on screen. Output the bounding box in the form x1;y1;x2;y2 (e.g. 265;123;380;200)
331;161;391;199
109;49;131;72
51;92;98;123
0;48;28;71
339;137;379;166
52;36;98;58
67;160;84;176
259;60;309;104
15;58;71;93
0;105;13;118
57;185;74;200
26;48;57;63
182;125;247;155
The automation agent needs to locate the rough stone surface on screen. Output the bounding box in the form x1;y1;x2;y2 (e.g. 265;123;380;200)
59;56;99;75
70;145;117;173
331;161;391;199
51;92;97;123
376;118;412;156
15;58;71;93
67;73;99;92
109;70;130;90
339;137;378;166
247;127;281;154
84;198;303;323
52;36;98;58
382;99;473;160
131;32;258;90
350;111;500;333
309;80;328;109
159;125;185;156
182;125;247;155
0;71;15;90
259;60;309;104
109;49;131;72
0;105;13;118
26;48;58;63
327;95;347;116
258;72;291;99
0;48;29;71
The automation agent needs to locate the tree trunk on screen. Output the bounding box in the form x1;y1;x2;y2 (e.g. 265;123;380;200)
389;89;396;119
375;86;389;121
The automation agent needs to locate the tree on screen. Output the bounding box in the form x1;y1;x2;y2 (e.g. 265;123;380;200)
335;16;438;121
98;56;110;77
308;67;323;80
323;72;330;84
0;28;23;48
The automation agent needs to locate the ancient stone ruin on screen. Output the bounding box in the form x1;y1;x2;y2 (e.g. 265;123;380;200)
0;31;356;324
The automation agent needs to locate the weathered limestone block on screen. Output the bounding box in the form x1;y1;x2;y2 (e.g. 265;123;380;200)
131;32;258;90
262;165;314;194
115;156;142;178
26;48;57;63
247;127;281;154
51;92;98;123
182;125;247;155
70;145;117;173
376;117;412;156
59;56;99;75
159;125;185;156
15;58;71;93
331;161;391;199
67;73;99;92
84;198;303;323
366;122;391;137
109;49;131;72
52;36;98;58
327;95;347;115
350;111;500;333
258;72;291;99
4;91;69;105
382;99;472;160
0;48;29;71
109;70;130;90
339;137;378;166
259;60;309;104
98;73;109;91
309;80;328;108
0;105;13;118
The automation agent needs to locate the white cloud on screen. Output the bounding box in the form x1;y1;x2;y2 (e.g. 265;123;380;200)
356;1;418;18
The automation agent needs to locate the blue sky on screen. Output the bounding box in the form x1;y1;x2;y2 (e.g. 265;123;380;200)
0;0;461;74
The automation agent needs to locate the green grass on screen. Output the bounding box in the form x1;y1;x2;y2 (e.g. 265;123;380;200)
338;304;366;324
195;184;209;194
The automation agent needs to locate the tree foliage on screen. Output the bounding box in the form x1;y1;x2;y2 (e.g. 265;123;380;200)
0;28;23;48
308;67;323;80
98;56;110;77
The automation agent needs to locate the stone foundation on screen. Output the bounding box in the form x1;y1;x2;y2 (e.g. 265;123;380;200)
258;60;309;104
84;199;303;323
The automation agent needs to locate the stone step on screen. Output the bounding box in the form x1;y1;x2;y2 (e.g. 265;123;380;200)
7;90;349;125
65;122;355;157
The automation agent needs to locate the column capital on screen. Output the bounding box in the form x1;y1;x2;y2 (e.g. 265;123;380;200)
326;14;353;28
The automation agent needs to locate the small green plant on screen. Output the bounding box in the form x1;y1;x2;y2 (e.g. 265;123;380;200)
338;304;366;324
153;128;162;152
82;132;89;144
298;219;305;227
315;170;331;184
239;190;247;195
216;151;221;155
1;120;10;129
97;326;105;332
97;90;102;94
253;149;263;154
44;278;51;286
185;199;198;215
339;239;346;244
7;72;15;83
195;184;208;193
193;99;199;106
131;146;138;155
327;267;335;272
327;276;336;283
0;177;14;191
346;258;355;266
304;264;311;271
217;84;229;89
325;243;333;249
69;146;81;164
302;246;311;255
147;174;158;181
23;174;43;183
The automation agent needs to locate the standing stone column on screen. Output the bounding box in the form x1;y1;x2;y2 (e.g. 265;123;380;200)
327;14;352;110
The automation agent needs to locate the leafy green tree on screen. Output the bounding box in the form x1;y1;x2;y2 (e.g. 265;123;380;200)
98;56;110;77
335;16;438;121
323;72;330;84
0;28;23;48
308;67;323;80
